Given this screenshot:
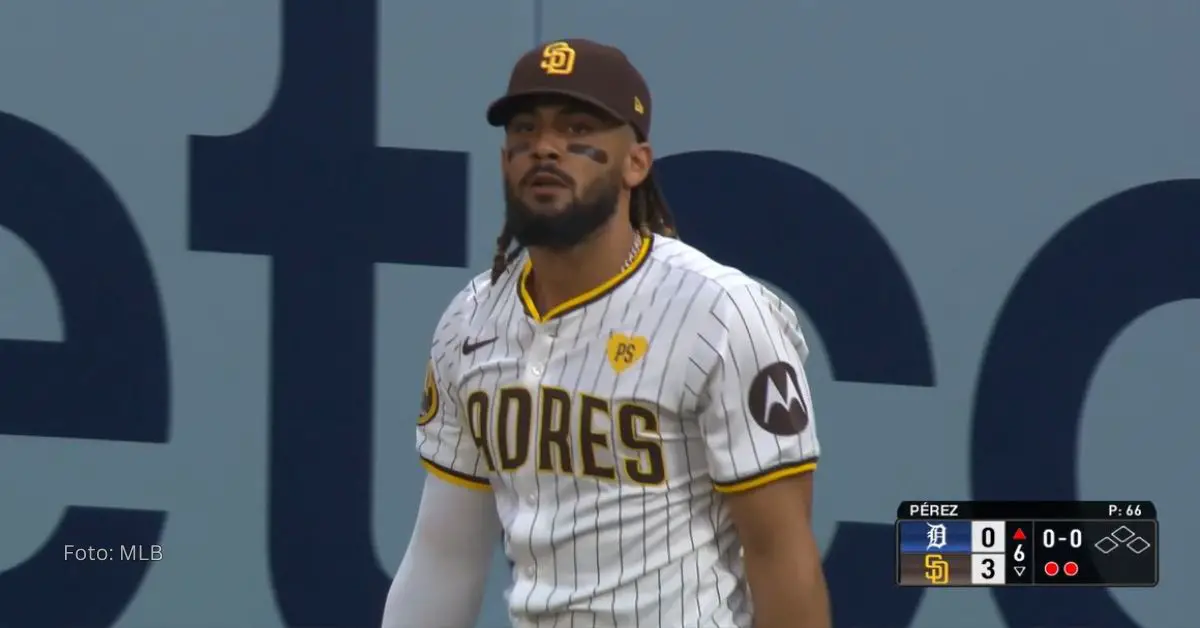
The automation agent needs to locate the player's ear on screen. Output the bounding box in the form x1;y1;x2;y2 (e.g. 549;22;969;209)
623;141;652;189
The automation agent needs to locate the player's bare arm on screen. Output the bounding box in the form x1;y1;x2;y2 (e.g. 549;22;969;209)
727;473;830;628
699;281;831;627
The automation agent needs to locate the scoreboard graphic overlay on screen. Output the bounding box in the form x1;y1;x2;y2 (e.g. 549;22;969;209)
896;501;1158;587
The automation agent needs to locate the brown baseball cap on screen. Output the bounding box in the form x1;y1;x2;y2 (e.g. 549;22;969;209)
486;39;652;139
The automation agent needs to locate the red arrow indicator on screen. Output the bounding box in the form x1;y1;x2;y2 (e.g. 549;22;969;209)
1012;528;1026;541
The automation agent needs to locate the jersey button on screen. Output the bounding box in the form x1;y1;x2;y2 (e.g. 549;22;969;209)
524;565;536;578
529;364;544;377
525;493;537;506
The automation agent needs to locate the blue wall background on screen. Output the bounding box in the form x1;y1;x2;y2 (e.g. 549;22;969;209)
0;1;1196;627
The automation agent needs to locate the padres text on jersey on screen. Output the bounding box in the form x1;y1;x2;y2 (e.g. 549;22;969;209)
416;235;821;628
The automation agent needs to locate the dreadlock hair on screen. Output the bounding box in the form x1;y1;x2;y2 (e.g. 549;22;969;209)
631;172;677;239
490;221;524;285
489;172;678;284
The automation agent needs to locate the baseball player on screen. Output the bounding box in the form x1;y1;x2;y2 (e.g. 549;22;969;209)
383;39;830;628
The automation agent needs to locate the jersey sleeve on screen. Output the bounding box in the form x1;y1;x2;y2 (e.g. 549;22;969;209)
416;290;492;491
697;282;820;493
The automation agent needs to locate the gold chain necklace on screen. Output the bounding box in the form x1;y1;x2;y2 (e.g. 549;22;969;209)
620;236;644;271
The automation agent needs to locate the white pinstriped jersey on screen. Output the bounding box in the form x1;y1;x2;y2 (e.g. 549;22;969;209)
416;234;820;628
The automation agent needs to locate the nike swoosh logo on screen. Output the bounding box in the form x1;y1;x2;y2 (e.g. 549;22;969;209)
461;337;498;355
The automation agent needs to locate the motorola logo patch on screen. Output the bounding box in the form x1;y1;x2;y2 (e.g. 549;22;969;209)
747;361;808;436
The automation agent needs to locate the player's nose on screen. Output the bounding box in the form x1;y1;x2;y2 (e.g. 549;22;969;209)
529;130;564;161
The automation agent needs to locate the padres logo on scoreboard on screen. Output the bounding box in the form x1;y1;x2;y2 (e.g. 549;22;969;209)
923;553;950;585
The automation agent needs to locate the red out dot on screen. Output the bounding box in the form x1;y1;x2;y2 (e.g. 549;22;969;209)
1044;561;1060;576
1064;561;1079;577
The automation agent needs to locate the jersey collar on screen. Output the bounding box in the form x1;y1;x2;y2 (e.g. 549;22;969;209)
518;235;653;323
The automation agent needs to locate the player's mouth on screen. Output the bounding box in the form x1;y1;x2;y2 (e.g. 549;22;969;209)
526;172;570;193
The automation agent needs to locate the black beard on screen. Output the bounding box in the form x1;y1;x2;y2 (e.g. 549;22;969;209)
504;177;620;250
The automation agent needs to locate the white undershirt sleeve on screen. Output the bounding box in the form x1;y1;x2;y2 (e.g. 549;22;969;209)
381;474;501;628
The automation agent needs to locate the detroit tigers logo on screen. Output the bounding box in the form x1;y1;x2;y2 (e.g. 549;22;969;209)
747;361;808;436
417;361;438;426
